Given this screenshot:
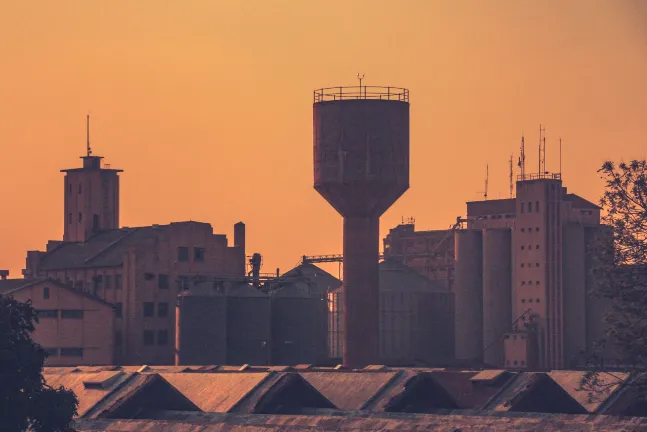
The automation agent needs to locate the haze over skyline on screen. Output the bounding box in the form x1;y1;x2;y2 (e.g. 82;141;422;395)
1;0;646;277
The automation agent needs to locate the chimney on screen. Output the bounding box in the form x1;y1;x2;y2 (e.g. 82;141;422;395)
0;270;9;280
234;222;246;253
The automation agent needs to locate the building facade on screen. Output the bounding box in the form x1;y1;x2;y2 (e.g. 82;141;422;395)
22;150;246;365
454;174;607;369
0;278;114;365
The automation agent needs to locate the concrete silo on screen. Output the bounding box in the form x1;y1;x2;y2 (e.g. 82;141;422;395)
454;229;483;362
313;84;410;368
482;228;512;367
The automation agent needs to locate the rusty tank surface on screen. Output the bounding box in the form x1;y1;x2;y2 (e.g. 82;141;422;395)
313;85;410;368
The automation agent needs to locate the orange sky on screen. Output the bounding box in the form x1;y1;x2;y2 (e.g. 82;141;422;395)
1;1;646;278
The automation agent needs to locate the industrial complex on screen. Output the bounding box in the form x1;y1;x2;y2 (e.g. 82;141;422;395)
0;83;625;431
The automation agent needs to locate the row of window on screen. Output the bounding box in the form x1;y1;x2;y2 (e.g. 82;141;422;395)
506;360;526;366
521;298;541;303
520;263;540;268
91;274;123;290
519;227;540;233
520;201;540;213
68;183;82;195
475;214;515;220
36;309;84;319
520;245;540;250
521;281;541;286
143;302;168;318
44;347;84;357
178;246;205;263
145;274;195;291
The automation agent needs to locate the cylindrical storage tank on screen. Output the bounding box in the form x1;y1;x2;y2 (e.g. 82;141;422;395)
175;294;227;365
454;229;483;362
482;228;512;367
226;283;270;365
313;86;410;368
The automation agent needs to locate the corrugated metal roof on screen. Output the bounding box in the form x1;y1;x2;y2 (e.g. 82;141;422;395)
548;370;628;413
299;372;399;410
160;372;269;412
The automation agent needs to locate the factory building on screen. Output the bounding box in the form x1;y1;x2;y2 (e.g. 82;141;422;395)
175;263;334;366
454;173;608;370
328;259;454;366
20;143;246;365
0;277;114;365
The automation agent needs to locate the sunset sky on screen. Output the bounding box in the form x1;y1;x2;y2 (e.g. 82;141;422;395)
1;1;646;277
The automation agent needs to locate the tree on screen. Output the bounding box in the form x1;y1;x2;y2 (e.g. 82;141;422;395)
579;160;647;399
0;295;78;432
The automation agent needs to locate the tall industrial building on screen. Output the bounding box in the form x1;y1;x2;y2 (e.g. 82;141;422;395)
22;133;246;365
454;172;606;370
313;84;410;368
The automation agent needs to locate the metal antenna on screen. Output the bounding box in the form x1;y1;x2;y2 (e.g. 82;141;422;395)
559;137;562;177
509;154;514;198
518;135;525;180
538;124;546;175
484;164;489;200
86;113;92;157
357;73;364;88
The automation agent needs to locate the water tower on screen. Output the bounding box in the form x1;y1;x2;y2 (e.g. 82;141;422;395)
313;83;410;368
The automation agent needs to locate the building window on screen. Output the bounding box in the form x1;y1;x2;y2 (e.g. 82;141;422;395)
520;228;525;233
536;201;540;212
157;330;168;346
536;280;540;285
521;281;526;285
78;212;82;222
194;247;205;262
528;281;533;285
178;247;189;262
514;360;518;365
115;303;122;318
536;245;540;250
61;310;84;319
93;275;102;292
536;227;540;232
536;263;540;267
61;348;83;357
43;287;50;299
78;183;82;194
115;331;122;347
528;202;532;212
521;246;525;250
529;299;533;303
143;330;154;346
68;184;72;196
158;274;169;290
536;298;540;303
44;348;58;357
76;280;84;291
521;202;525;213
520;263;524;268
158;302;168;318
144;272;155;281
115;274;122;289
143;302;154;317
105;275;113;289
37;309;58;319
521;299;526;303
68;213;72;224
177;276;190;291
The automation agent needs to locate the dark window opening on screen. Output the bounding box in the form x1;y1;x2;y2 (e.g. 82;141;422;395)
194;247;205;262
536;245;540;250
143;302;154;317
61;348;83;357
68;184;72;196
521;245;525;250
177;276;190;291
43;287;50;299
158;274;169;290
157;330;168;346
536;201;540;212
78;183;82;194
61;310;84;319
115;331;123;347
143;330;154;346
37;309;58;319
158;302;168;317
105;275;113;289
521;228;525;232
93;214;99;232
178;247;189;262
521;263;525;267
78;212;83;222
44;348;58;357
521;202;525;213
528;202;533;212
115;303;122;318
75;280;84;291
68;213;72;224
115;274;122;289
536;298;540;303
144;273;155;281
93;275;102;293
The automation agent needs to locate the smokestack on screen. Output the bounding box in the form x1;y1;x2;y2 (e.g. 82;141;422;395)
234;222;246;276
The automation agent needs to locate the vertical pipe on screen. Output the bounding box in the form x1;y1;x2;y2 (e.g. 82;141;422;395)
342;215;380;368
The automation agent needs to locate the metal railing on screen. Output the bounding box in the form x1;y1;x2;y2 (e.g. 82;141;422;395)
517;172;562;181
314;86;409;103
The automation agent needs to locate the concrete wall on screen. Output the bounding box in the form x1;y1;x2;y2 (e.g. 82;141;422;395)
454;229;483;362
9;280;114;365
562;223;587;367
482;229;512;368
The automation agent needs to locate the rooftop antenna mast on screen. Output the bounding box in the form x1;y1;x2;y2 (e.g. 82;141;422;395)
357;73;365;98
86;113;92;157
538;124;546;175
484;164;489;200
518;135;525;180
509;154;514;198
559;137;562;177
